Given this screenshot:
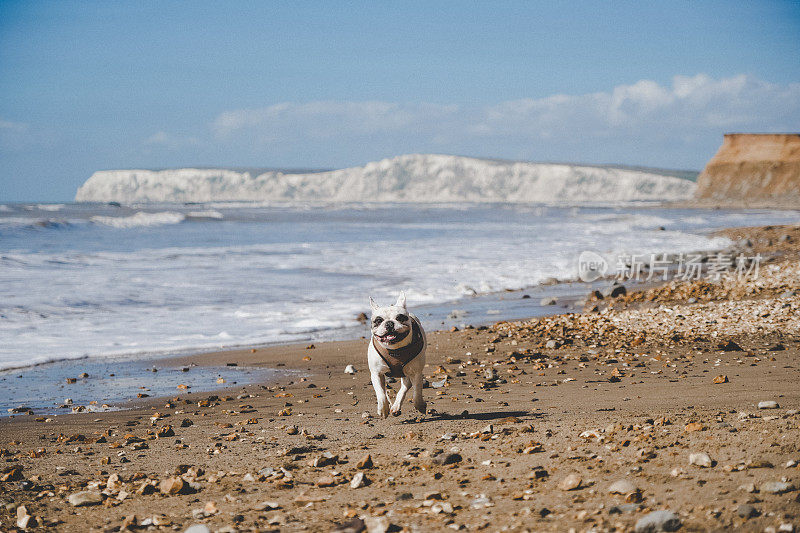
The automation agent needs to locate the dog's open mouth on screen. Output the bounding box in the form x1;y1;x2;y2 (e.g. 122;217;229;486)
377;330;410;344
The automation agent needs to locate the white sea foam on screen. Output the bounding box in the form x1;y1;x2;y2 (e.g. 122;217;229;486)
187;210;224;219
36;204;65;211
90;211;186;228
74;154;696;204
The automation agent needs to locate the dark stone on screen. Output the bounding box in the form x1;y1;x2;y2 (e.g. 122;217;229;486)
331;517;366;533
718;340;743;351
432;452;462;466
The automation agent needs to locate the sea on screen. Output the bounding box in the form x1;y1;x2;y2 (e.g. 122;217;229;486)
3;201;800;372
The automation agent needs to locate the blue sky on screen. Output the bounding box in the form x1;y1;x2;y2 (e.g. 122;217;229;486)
1;1;799;201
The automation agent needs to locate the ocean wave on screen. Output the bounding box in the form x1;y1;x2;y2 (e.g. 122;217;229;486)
187;210;224;220
36;204;65;212
90;211;186;228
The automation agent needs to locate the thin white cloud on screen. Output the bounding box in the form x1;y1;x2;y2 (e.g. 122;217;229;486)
213;101;460;141
143;130;200;149
209;75;800;161
0;119;28;132
0;118;31;151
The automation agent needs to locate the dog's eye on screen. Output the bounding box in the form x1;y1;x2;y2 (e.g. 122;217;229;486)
372;317;383;326
395;314;408;322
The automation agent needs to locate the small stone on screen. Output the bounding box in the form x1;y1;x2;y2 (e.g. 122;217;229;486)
313;452;339;467
689;452;713;468
609;285;627;298
608;479;637;494
432;452;462;465
363;515;391;533
545;340;559;349
540;297;557;306
737;504;760;518
16;505;33;529
712;375;728;384
634;510;681;532
718;340;743;351
738;482;756;493
203;501;218;516
760;481;795;494
156;425;175;438
558;473;582;491
253;501;281;511
331;517;366;533
180;418;193;427
758;400;779;409
684;422;704;432
122;515;138;530
316;475;336;487
159;476;185;495
609;503;641;514
135;481;156;495
344;365;357;374
68;490;103;507
350;472;368;488
183;526;212;533
356;454;374;469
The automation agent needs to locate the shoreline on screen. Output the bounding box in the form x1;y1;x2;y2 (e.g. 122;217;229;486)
0;223;798;532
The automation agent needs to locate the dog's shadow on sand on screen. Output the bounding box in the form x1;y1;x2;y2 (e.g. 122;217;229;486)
399;409;539;424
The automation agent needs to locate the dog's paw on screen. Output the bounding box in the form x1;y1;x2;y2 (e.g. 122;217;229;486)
390;406;402;417
414;400;427;415
378;403;390;419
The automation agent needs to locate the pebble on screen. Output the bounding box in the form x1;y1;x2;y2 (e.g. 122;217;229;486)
689;452;713;468
558;473;582;491
758;400;779;409
253;501;281;511
16;505;32;529
634;510;682;532
356;454;374;469
432;452;462;465
363;516;391;533
331;517;366;533
540;297;558;306
608;479;637;494
609;503;641;514
68;490;103;507
183;526;211;533
350;472;367;488
737;504;760;518
738;482;756;493
760;481;796;494
316;475;336;487
159;476;185;495
344;365;356;374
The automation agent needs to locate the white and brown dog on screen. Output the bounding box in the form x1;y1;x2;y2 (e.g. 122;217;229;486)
367;292;427;418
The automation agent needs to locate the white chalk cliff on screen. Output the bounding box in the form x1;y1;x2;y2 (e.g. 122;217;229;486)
75;154;696;203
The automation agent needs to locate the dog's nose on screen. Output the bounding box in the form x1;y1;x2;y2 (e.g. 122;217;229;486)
384;320;394;331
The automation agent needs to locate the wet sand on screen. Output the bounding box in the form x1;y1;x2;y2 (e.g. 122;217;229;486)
1;224;799;532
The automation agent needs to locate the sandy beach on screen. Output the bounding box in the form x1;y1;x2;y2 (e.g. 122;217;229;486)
1;223;799;532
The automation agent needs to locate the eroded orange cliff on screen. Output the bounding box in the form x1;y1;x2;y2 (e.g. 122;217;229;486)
695;133;800;205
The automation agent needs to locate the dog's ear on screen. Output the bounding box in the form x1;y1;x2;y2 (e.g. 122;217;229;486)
395;291;407;310
369;296;379;312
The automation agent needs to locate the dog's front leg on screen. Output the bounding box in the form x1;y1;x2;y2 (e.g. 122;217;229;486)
390;377;411;416
371;371;390;419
